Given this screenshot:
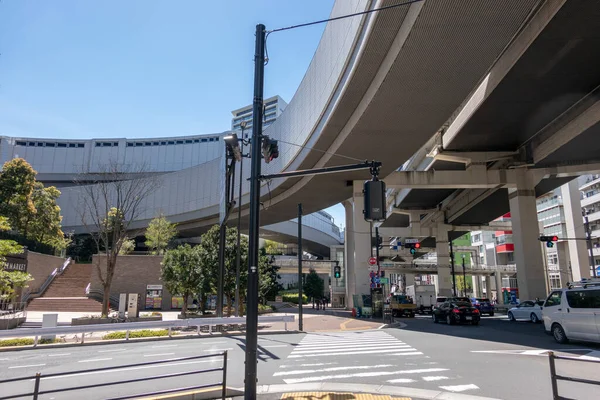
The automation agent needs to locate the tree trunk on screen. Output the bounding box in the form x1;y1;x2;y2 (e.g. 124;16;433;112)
181;293;189;318
226;294;232;317
102;284;111;317
200;293;207;314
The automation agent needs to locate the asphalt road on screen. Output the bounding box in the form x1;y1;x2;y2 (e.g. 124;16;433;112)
0;315;599;399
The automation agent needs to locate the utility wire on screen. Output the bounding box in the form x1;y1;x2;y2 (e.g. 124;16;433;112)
267;0;424;34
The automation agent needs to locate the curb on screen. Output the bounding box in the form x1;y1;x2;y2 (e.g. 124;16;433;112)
0;329;300;353
254;383;501;400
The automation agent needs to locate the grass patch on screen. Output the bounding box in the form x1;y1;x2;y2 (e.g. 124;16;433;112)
0;338;59;347
102;329;171;340
258;304;275;312
280;293;308;304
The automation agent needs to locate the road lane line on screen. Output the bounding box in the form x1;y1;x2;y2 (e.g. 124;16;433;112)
143;353;175;357
202;348;233;352
78;358;112;363
9;364;46;369
98;348;126;353
280;362;337;368
439;384;479;392
260;345;288;348
422;376;449;381
387;378;416;383
47;353;71;357
151;344;178;348
391;352;423;356
274;364;394;376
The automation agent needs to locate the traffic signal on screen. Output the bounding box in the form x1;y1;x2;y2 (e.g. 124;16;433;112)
363;179;386;222
539;235;559;248
334;265;341;279
404;242;421;255
261;136;279;163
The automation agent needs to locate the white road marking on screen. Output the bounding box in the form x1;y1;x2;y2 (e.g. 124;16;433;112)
387;378;416;383
42;359;221;380
47;353;71;357
280;362;337;368
439;384;479;392
151;344;178;348
422;376;449;381
9;364;46;369
283;368;447;384
579;351;600;361
98;348;126;353
0;358;10;361
294;340;404;349
289;348;416;358
292;344;411;354
260;345;288;348
78;358;112;363
274;364;394;376
143;353;175;357
202;348;233;352
391;352;423;356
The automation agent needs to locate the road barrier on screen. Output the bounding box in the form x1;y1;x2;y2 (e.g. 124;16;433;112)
0;352;228;400
548;351;600;400
0;315;295;346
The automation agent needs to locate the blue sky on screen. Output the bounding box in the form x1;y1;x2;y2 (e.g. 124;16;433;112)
0;0;345;228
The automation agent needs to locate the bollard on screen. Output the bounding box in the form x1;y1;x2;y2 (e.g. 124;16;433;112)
81;332;85;344
125;330;130;341
33;335;39;348
197;325;201;335
168;327;172;338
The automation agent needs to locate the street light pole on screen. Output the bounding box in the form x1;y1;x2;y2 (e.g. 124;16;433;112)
462;254;466;297
449;238;456;296
298;203;303;331
244;23;266;399
235;124;247;317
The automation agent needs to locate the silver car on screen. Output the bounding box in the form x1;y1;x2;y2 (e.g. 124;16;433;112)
507;300;544;323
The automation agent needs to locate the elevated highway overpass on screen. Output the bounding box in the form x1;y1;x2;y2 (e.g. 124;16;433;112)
377;0;600;302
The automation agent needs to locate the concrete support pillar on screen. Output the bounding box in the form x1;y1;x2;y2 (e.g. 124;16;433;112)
343;200;356;309
562;179;590;281
405;274;415;290
556;242;571;288
472;276;483;298
495;272;504;305
436;224;453;296
485;276;492;298
352;181;372;304
509;171;547;300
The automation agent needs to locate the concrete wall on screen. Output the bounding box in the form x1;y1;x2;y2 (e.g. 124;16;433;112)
91;254;177;310
26;252;69;293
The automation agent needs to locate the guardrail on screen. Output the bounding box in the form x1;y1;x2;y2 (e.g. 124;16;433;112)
0;352;228;400
548;351;600;400
0;315;296;345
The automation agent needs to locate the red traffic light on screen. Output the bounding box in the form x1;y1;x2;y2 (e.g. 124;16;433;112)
415;243;421;249
552;236;558;242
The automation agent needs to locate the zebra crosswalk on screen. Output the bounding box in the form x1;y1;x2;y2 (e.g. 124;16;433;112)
274;331;481;393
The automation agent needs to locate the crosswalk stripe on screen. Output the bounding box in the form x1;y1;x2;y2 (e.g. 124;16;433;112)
292;345;412;354
387;378;416;383
288;348;417;358
296;338;403;346
280;362;337;368
283;370;398;384
391;352;423;356
422;376;449;381
274;364;394;376
294;340;404;349
439;384;479;392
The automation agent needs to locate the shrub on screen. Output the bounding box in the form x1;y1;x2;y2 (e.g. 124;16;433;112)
102;329;171;340
0;338;34;347
280;293;308;304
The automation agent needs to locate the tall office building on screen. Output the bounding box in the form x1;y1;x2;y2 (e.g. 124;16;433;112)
230;95;288;132
580;174;600;269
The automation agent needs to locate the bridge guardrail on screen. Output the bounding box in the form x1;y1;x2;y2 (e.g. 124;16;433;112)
548;351;600;399
0;315;295;345
0;352;228;400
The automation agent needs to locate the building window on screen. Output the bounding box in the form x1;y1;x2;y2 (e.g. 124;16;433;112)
113;142;119;147
185;140;192;144
77;143;85;148
209;138;214;142
15;141;26;146
127;142;134;147
201;138;207;142
152;142;159;146
46;143;56;147
176;140;184;144
168;141;175;145
57;143;67;148
135;143;143;147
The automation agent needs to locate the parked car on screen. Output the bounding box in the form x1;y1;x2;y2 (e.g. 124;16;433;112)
507;300;544;323
471;298;495;316
433;300;480;325
543;280;600;344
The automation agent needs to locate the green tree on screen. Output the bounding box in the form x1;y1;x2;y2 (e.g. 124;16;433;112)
0;217;33;300
197;225;248;316
119;237;135;255
145;214;177;255
258;248;282;305
264;240;283;255
26;183;65;247
161;244;204;316
0;158;37;234
455;275;473;297
303;269;324;306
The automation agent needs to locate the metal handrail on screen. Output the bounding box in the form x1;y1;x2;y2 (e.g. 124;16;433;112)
0;352;228;400
548;351;600;400
86;288;120;309
0;315;295;341
21;258;72;303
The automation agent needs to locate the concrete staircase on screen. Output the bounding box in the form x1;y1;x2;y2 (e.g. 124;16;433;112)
27;264;102;312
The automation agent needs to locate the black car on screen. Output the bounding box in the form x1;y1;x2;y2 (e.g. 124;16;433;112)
433;300;481;325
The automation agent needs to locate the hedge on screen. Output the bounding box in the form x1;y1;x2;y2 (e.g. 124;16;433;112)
102;329;171;340
280;293;308;304
0;338;58;347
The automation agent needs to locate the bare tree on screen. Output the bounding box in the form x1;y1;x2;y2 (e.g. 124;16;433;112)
75;161;160;316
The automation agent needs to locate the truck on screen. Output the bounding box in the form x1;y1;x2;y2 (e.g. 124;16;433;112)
406;284;436;314
389;294;417;318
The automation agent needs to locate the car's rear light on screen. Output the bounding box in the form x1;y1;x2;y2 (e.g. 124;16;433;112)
473;308;480;314
452;308;460;314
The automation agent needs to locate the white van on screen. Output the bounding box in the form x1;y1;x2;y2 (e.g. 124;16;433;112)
542;279;600;344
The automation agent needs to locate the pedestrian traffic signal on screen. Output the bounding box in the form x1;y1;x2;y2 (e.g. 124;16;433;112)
261;136;279;163
405;242;421;255
539;235;559;248
363;179;386;222
334;265;341;279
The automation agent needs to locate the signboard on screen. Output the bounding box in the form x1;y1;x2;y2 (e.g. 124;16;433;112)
404;238;419;244
368;257;377;266
3;250;28;272
380;277;389;284
368;264;378;272
147;285;163;290
275;296;283;302
171;296;184;309
369;271;376;278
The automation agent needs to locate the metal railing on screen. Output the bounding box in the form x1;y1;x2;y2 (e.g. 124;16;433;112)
86;288;120;309
0;352;228;400
21;257;72;303
0;315;295;345
548;351;600;400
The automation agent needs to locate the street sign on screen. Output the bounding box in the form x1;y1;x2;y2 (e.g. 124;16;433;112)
374;277;380;284
404;238;419;243
380;277;389;284
370;283;376;288
369;271;376;278
368;257;377;266
368;264;378;272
